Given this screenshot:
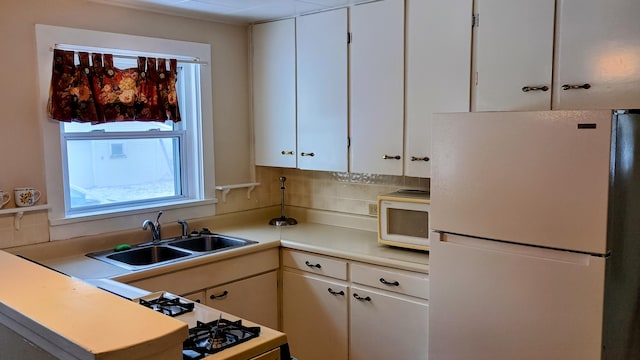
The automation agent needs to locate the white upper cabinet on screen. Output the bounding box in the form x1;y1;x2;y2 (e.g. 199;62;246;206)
404;0;472;178
297;9;349;172
472;0;556;111
252;19;297;168
349;0;405;176
553;0;640;110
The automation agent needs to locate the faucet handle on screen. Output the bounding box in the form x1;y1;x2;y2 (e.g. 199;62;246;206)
155;210;163;224
178;219;189;237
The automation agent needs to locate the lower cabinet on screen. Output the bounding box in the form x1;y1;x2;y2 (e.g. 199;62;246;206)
124;249;279;329
350;285;429;360
281;249;429;360
205;270;278;329
282;270;349;360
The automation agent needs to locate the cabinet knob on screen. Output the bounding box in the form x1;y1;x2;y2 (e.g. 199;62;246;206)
383;155;401;160
379;278;400;286
353;293;372;302
521;85;549;92
328;288;345;296
305;260;322;269
410;156;430;162
209;290;229;300
301;152;315;157
281;150;295;155
561;83;591;91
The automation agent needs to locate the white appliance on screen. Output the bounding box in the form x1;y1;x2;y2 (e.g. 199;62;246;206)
429;110;640;360
378;190;430;250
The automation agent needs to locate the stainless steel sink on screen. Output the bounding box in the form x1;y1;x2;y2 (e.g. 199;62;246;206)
167;234;257;252
86;234;257;271
108;245;191;265
87;245;197;271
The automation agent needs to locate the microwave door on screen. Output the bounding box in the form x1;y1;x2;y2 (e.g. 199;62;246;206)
380;201;429;247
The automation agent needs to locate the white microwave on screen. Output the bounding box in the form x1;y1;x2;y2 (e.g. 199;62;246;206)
378;190;430;251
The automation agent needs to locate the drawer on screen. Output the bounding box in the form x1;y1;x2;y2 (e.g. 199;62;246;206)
128;248;279;294
350;262;429;299
281;249;348;280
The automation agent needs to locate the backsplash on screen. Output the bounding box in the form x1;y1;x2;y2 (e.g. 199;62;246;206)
0;212;49;248
0;167;427;249
216;166;429;217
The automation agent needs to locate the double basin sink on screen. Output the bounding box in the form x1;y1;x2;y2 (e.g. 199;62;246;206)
87;234;257;271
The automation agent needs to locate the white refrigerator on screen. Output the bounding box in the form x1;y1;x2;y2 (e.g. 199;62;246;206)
429;110;640;360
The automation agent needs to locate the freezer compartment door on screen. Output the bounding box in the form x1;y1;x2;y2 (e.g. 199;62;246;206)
431;110;611;254
429;232;605;360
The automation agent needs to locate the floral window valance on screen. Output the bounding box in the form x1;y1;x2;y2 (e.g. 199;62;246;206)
47;49;181;123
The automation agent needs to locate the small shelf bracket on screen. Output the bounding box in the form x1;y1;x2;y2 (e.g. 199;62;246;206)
0;204;51;231
215;183;260;203
14;211;24;231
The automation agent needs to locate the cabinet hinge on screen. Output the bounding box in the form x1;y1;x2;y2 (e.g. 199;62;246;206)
472;13;479;27
348;32;352;44
348;137;351;148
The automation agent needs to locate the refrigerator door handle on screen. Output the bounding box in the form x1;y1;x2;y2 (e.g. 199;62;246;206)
438;232;595;266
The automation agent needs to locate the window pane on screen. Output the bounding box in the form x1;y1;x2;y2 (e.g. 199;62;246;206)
66;137;181;209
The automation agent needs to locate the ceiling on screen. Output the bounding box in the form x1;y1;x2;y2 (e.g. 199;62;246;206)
89;0;373;24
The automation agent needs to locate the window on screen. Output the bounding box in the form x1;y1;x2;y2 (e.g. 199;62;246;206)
60;56;200;215
36;25;216;240
109;143;126;159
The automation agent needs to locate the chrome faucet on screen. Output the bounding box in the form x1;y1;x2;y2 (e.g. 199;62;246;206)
178;219;189;238
142;211;163;243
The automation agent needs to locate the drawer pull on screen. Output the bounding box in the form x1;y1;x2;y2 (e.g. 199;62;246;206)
561;83;591;91
300;152;315;157
379;278;400;286
410;156;430;162
209;290;229;300
305;260;322;269
521;85;549;92
328;288;345;296
353;293;371;302
383;155;401;160
281;150;295;155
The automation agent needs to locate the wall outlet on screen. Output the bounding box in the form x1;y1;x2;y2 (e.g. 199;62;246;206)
368;203;378;216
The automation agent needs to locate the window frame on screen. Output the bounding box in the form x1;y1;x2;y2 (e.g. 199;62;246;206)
36;24;216;241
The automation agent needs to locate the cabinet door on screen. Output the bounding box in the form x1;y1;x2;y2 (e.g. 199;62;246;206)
252;19;297;167
405;0;472;178
554;0;640;110
205;271;278;329
282;271;348;360
350;0;405;175
297;9;349;172
472;0;555;111
350;285;429;360
182;290;205;304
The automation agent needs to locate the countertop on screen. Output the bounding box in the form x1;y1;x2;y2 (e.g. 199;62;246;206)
0;250;187;360
2;214;428;358
279;222;428;273
10;218;429;282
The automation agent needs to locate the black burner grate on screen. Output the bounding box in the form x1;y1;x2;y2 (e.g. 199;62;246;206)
183;319;261;360
139;294;195;317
